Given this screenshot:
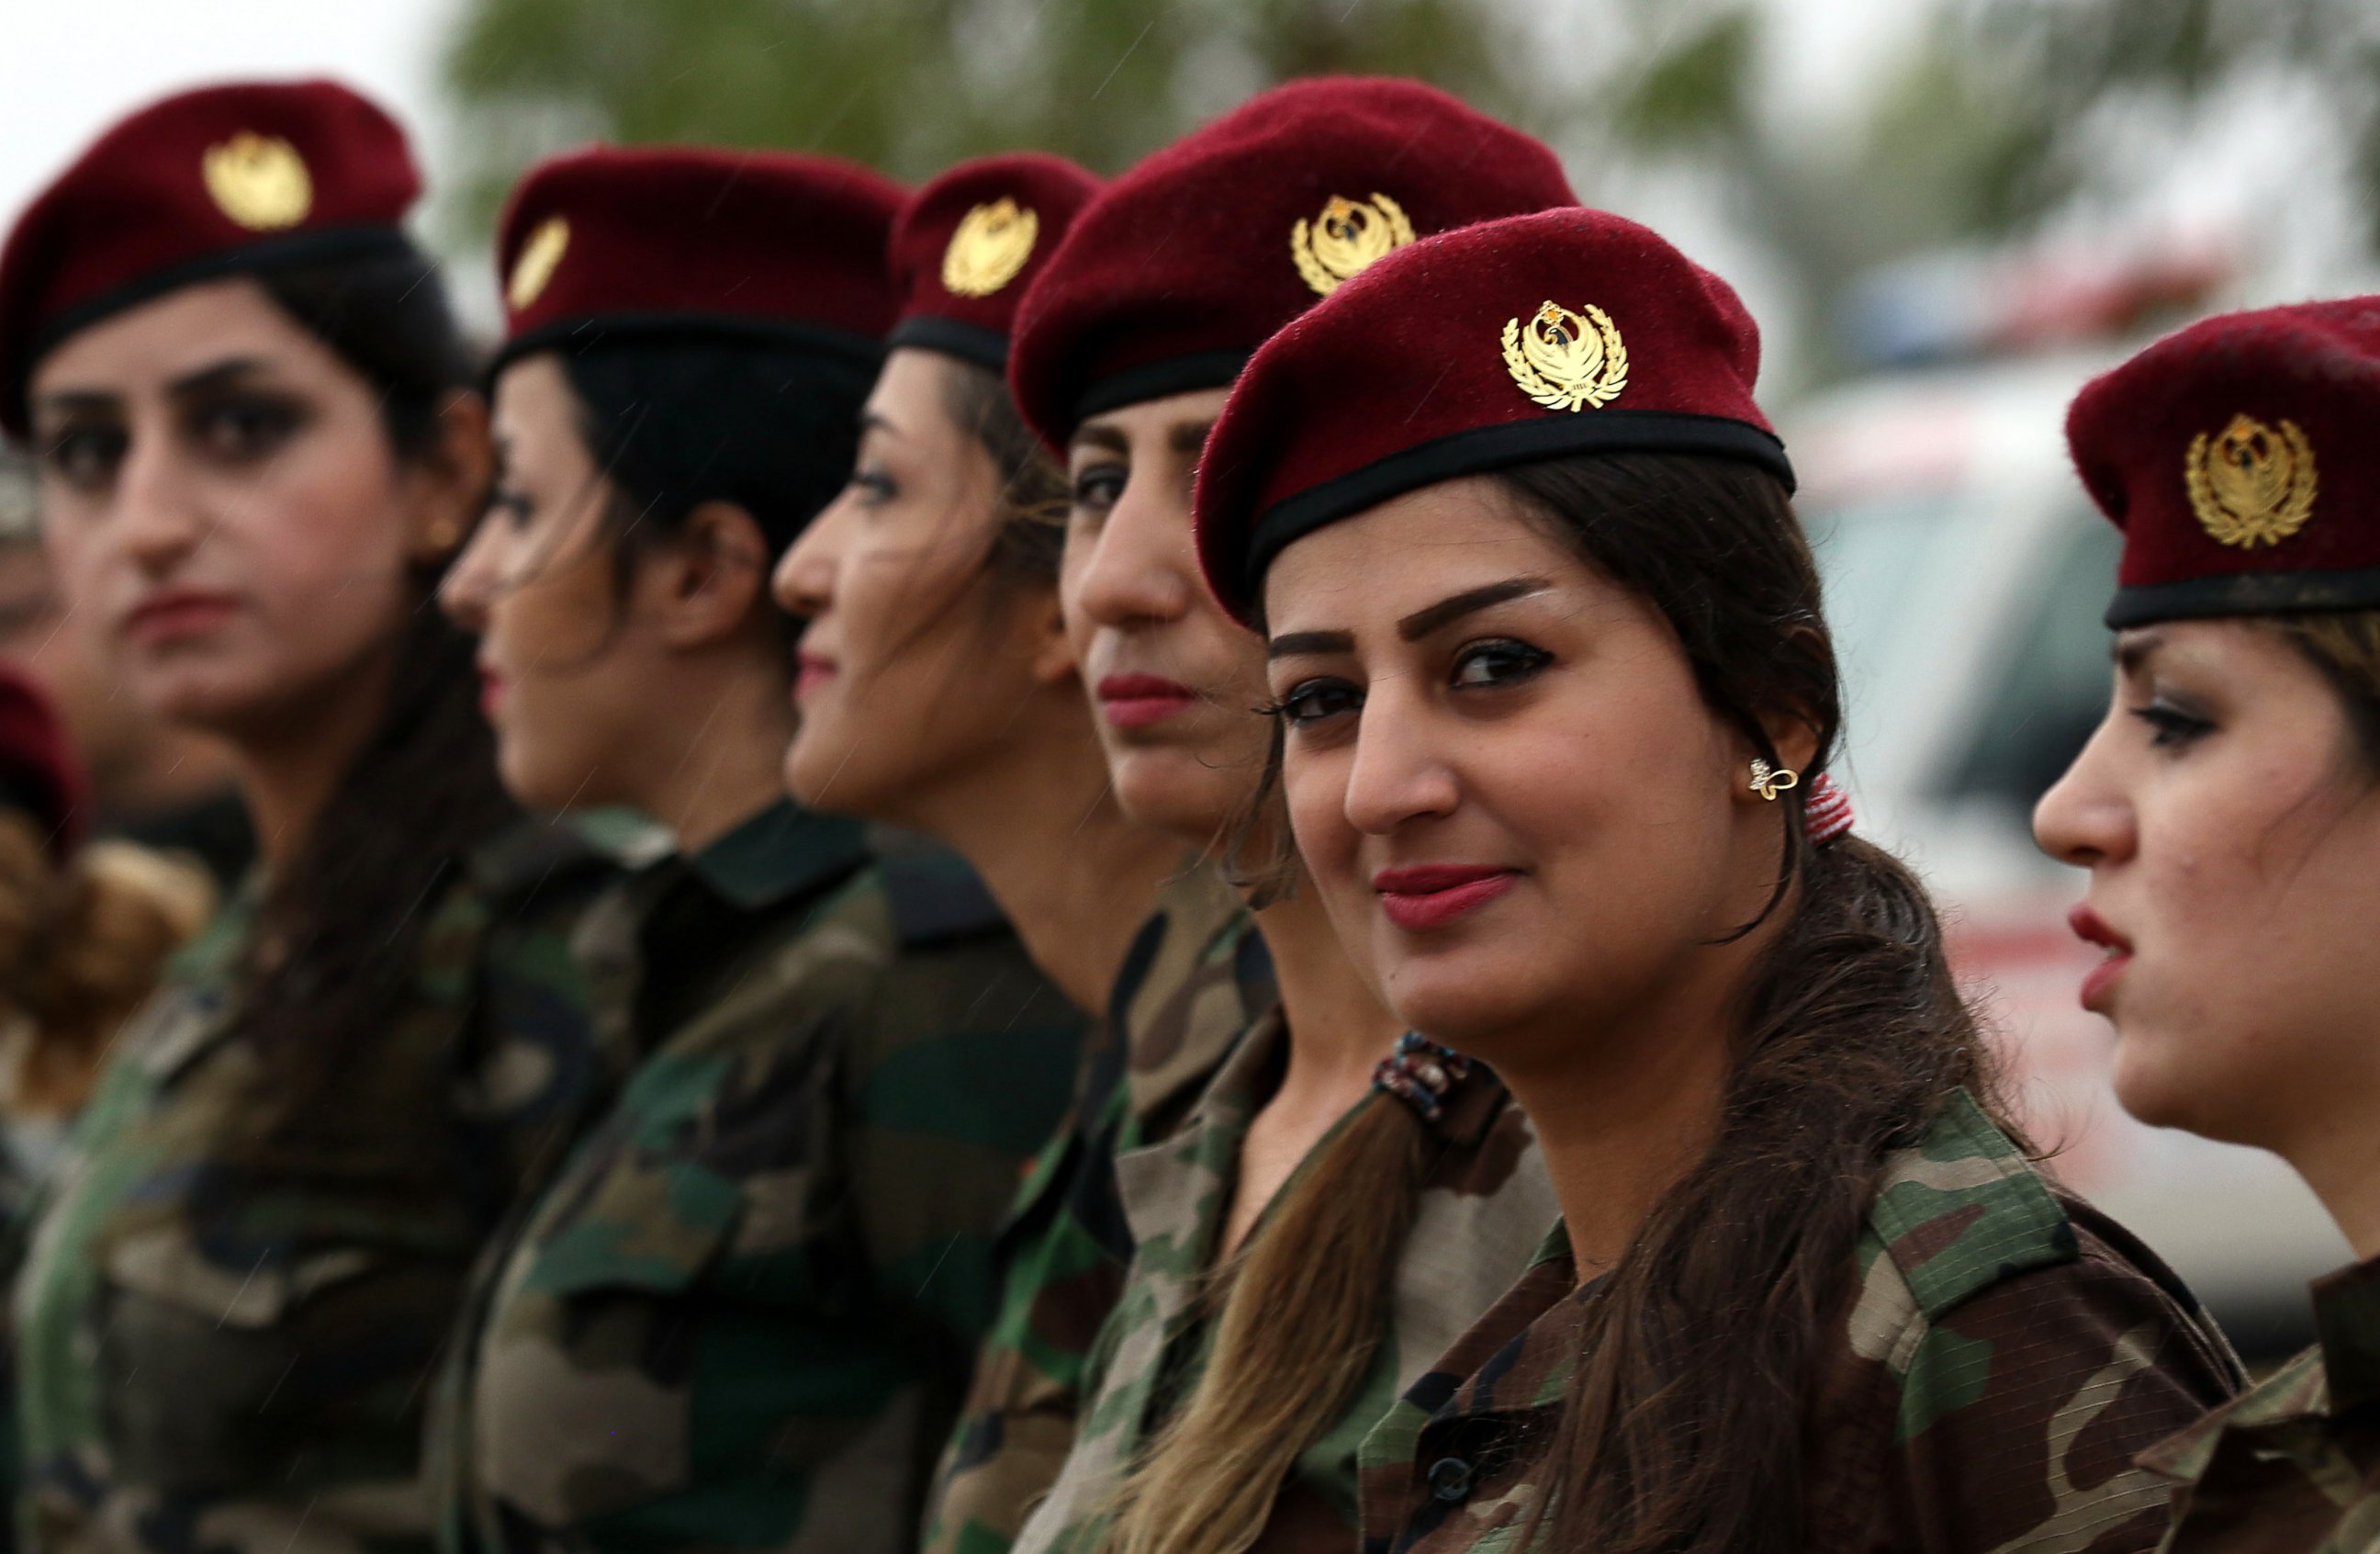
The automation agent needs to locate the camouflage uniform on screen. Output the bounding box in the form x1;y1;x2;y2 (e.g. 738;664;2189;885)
2139;1257;2380;1552
1356;1087;2247;1554
924;865;1271;1554
428;802;1084;1554
11;819;622;1554
1010;1018;1559;1554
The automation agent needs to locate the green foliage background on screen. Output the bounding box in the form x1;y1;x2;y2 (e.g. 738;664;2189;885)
441;0;2380;382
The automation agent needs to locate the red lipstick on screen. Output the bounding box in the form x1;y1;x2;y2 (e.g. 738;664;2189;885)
1097;672;1198;730
2068;905;2133;1012
1373;864;1519;931
122;588;236;646
796;651;836;702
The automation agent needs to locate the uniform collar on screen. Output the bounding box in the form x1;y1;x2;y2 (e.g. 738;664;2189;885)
679;799;869;912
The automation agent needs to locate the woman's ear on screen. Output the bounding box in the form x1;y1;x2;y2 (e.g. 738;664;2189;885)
404;390;495;562
1023;585;1077;690
650;500;773;649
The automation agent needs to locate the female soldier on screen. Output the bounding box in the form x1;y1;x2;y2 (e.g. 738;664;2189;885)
2035;299;2380;1550
0;82;619;1554
1194;205;2245;1554
431;146;1083;1554
769;154;1258;1554
994;79;1576;1554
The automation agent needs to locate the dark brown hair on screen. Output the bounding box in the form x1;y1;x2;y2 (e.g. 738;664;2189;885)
238;250;520;1128
1101;1089;1428;1554
1486;452;2005;1554
937;354;1068;586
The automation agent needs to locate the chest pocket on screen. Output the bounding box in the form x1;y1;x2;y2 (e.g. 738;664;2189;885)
471;1141;746;1527
96;1209;435;1492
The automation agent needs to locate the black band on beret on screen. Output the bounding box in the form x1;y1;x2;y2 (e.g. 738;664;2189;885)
2105;561;2380;629
1238;410;1795;605
11;225;418;432
489;310;885;382
1071;348;1253;429
887;315;1010;372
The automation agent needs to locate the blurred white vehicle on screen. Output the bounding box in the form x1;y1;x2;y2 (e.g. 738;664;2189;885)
1789;351;2347;1356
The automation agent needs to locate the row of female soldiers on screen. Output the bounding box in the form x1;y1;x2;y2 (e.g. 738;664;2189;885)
0;64;2363;1554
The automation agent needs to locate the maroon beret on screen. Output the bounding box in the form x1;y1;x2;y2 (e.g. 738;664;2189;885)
1193;206;1790;623
0;78;421;438
887;153;1101;372
0;663;89;860
493;146;905;376
1007;76;1577;449
2067;298;2380;627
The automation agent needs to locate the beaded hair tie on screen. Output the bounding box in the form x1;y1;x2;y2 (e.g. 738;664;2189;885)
1372;1030;1473;1123
1803;772;1856;848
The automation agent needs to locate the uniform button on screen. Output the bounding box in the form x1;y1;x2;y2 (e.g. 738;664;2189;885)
1426;1456;1474;1503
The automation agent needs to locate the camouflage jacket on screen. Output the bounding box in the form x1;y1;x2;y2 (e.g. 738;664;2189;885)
1356;1087;2247;1554
1010;1018;1559;1554
923;863;1270;1554
11;819;621;1554
2140;1254;2380;1552
427;802;1084;1554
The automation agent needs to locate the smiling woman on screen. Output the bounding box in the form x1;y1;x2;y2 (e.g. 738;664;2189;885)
0;81;622;1554
1195;204;2244;1554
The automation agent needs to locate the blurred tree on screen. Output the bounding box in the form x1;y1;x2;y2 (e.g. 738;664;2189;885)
441;0;1541;234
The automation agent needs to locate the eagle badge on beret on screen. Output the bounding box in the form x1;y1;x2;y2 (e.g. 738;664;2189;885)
202;132;312;231
943;198;1038;298
508;216;571;311
1501;299;1629;412
1291;193;1414;297
2184;412;2317;549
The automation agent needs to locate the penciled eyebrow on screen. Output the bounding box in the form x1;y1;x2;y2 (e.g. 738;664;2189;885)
1268;578;1555;660
1267;628;1353;659
164;357;273;402
1169;421;1215;456
2114;629;2165;677
1070;423;1129;460
1396;577;1552;641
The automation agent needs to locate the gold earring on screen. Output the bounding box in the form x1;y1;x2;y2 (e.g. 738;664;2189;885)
1748;758;1800;801
426;516;464;552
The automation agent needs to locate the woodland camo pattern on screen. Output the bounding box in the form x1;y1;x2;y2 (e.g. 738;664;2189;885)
2139;1251;2380;1553
1009;1019;1559;1554
1353;1087;2248;1554
924;864;1272;1554
11;819;623;1554
429;805;1084;1554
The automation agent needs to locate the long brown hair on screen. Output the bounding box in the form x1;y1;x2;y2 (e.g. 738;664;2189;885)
236;250;521;1137
1099;1090;1427;1554
1484;452;2006;1554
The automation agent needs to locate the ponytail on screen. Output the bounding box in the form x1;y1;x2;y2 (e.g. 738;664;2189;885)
1101;1095;1430;1554
1485;455;2009;1554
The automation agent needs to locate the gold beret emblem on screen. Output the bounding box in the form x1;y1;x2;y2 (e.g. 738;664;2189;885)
2184;413;2318;548
943;198;1038;298
1501;300;1630;412
507;216;572;312
201;133;312;231
1291;193;1415;297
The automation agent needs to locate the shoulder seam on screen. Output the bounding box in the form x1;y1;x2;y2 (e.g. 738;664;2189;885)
1866;1090;2078;1323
